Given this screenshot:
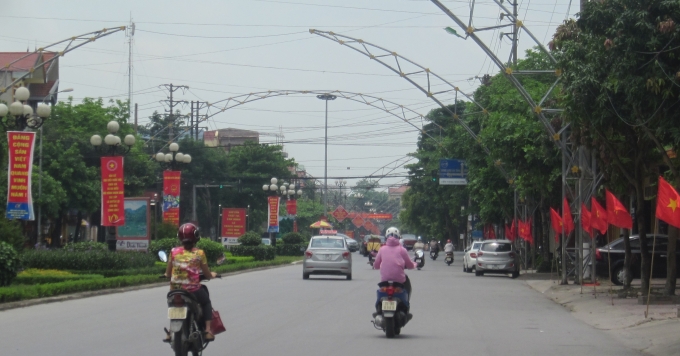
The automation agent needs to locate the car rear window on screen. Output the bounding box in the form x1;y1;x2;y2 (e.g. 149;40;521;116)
311;238;345;248
472;242;482;250
481;243;512;252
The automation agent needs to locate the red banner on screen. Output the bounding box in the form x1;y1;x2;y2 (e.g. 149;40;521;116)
332;205;349;222
267;196;280;233
222;208;246;237
6;131;36;220
366;213;393;220
286;199;297;215
163;171;181;226
352;216;365;228
101;156;125;226
363;220;376;233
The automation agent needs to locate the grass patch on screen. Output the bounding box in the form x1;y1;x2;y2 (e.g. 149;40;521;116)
14;269;104;285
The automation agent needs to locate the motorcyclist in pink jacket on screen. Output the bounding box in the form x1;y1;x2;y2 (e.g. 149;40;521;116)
373;227;414;300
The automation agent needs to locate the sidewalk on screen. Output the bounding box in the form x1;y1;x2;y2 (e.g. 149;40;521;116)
525;275;680;356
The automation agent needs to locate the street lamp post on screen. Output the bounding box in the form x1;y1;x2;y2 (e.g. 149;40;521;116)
262;178;301;246
155;142;192;169
90;121;137;250
0;86;60;245
316;94;336;217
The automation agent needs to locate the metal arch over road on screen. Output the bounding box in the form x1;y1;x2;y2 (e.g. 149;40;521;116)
308;30;512;181
0;26;128;94
198;90;448;151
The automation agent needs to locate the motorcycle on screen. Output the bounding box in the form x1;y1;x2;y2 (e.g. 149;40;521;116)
445;252;454;266
372;281;411;338
159;251;224;356
414;250;425;270
368;250;378;267
429;249;438;260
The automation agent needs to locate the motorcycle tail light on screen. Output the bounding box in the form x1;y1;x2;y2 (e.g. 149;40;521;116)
172;294;184;307
342;251;350;259
595;249;602;261
470;252;477;258
305;250;313;259
386;286;395;296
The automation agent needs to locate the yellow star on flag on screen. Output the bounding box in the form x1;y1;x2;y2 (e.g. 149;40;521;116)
668;198;679;212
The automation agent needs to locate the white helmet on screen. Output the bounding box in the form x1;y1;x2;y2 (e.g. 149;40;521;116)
417;236;422;241
385;227;400;239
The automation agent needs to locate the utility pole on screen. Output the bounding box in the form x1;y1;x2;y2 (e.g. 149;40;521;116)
127;17;135;121
512;1;518;67
160;84;189;142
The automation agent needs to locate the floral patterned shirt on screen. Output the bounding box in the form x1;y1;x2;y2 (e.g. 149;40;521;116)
170;247;207;292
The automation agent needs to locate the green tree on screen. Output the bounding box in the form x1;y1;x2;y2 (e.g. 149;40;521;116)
553;0;680;293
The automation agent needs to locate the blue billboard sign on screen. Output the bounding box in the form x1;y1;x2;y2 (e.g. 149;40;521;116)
439;159;468;185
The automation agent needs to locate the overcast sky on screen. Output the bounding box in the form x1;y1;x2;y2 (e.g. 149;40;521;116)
3;0;578;194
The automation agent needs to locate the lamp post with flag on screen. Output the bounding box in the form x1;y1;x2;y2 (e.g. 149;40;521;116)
90;121;136;251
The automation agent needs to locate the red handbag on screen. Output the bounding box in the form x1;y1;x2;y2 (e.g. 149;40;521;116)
211;310;226;335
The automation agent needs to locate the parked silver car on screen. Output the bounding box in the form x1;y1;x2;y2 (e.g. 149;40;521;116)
463;241;483;273
337;233;359;252
303;235;352;280
475;240;520;278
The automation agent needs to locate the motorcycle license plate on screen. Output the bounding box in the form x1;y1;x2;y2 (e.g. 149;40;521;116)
167;307;188;320
382;301;397;311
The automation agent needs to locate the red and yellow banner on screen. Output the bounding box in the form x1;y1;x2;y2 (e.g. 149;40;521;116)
222;208;246;237
6;131;36;220
286;199;297;215
163;171;181;226
101;156;125;226
267;196;280;233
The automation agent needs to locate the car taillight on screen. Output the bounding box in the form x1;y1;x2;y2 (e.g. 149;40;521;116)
508;252;515;258
470;252;477;258
595;249;602;261
173;294;184;307
477;251;483;257
342;251;350;259
305;250;313;259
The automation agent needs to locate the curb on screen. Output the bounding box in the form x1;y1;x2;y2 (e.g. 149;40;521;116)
0;261;302;312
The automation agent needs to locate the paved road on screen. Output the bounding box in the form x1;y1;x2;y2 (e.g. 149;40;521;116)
0;252;641;356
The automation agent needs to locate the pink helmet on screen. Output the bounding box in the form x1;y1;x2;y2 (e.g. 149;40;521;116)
178;223;200;244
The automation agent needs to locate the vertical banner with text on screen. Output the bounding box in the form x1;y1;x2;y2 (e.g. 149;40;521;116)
6;131;36;220
267;196;280;233
101;156;125;226
163;171;181;226
221;208;246;238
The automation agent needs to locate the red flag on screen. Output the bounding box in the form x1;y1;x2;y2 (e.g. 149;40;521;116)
488;225;496;239
656;176;680;229
550;207;563;243
518;219;533;243
562;198;574;235
509;219;517;241
581;203;592;236
505;224;513;241
606;189;632;229
590;198;608;235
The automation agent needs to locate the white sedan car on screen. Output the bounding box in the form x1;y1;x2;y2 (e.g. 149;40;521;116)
463;241;483;273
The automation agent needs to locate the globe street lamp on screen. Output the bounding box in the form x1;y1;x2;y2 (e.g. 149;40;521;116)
262;178;302;245
316;93;336;217
155;142;192;170
0;86;52;130
90;120;136;156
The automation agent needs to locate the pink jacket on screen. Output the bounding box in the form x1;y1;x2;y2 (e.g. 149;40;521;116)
373;237;415;283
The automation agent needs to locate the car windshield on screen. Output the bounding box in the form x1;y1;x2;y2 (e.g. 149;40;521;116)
311;238;345;249
481;243;512;252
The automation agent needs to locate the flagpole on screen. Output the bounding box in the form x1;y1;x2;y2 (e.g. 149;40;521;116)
608;232;613;305
645;218;660;318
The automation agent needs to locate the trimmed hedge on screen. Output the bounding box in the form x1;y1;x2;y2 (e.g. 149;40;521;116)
281;232;304;245
1;257;302;303
21;250;156;271
63;241;108;252
14;269;104;285
229;245;276;261
239;231;262;246
0;275;162;303
69;266;166;277
149;238;179;257
226;256;255;264
275;244;306;256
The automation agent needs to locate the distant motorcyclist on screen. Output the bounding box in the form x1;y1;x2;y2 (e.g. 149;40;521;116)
373;227;414;302
429;239;440;253
413;236;425;251
444;239;454;253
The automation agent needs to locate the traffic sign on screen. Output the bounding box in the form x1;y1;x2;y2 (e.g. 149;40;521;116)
439;159;468;185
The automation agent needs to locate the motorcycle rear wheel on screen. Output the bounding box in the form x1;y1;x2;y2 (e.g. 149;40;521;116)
173;329;187;356
385;317;396;338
